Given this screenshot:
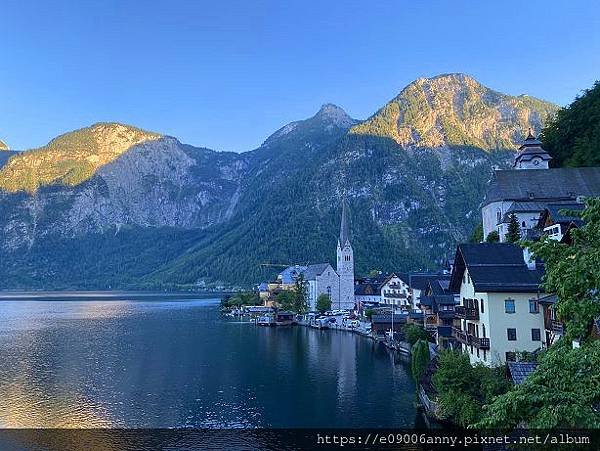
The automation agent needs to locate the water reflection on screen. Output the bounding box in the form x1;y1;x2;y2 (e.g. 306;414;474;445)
0;298;416;428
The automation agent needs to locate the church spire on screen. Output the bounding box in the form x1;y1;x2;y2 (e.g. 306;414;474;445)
339;197;351;247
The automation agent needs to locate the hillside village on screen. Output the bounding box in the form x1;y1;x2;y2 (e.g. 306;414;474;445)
242;130;600;424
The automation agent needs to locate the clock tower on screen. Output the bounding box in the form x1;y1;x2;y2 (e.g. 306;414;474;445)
336;198;355;310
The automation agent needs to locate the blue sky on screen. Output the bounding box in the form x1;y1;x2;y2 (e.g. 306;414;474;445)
1;0;599;151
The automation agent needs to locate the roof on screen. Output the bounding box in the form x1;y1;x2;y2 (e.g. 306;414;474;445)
538;293;558;305
339;197;351;247
258;282;269;291
513;132;552;167
355;283;379;296
303;263;333;280
543;203;585;227
482;167;600;207
450;243;544;293
371;314;408;324
409;273;450;291
278;265;308;284
507;361;538;385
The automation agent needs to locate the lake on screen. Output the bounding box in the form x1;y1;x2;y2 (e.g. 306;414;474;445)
0;295;417;429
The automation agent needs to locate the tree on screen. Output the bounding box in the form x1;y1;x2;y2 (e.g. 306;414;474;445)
477;341;600;429
433;350;510;428
485;230;499;243
527;198;600;342
403;323;429;345
364;308;375;320
292;273;309;314
469;223;484;243
316;293;331;313
541;81;600;167
506;213;521;243
411;339;430;383
276;290;296;311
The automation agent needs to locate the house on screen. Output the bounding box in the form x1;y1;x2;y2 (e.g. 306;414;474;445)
417;278;458;349
409;273;450;309
449;243;546;366
481;132;600;242
354;278;383;305
380;273;411;312
538;294;564;347
304;263;339;311
536;202;585;244
370;313;407;335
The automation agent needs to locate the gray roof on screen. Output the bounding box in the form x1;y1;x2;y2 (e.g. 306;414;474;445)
303;263;333;280
339;197;351;247
450;243;544;293
371;314;408;324
482;167;600;207
508;361;538;384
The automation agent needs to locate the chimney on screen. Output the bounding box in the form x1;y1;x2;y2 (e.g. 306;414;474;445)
523;248;536;270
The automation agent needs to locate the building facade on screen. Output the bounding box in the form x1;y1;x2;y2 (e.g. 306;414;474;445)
450;243;546;366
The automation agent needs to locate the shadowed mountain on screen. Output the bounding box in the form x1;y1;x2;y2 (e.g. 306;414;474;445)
0;74;558;289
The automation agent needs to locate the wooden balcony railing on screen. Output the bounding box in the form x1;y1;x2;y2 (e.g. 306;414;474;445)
455;306;479;320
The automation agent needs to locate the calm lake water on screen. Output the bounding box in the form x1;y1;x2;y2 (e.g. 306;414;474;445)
0;296;417;429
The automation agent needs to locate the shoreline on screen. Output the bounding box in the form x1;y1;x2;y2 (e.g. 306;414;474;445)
0;291;228;302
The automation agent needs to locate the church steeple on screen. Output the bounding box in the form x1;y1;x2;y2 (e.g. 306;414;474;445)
513;129;552;169
338;197;351;247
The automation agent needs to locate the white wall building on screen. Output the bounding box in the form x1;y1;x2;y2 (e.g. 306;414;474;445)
380;274;411;312
450;243;546;366
304;263;339;311
481;132;600;242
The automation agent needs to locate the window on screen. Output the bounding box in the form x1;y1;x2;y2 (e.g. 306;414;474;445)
504;299;516;314
483;350;487;361
522;221;526;228
531;328;541;341
496;210;502;223
480;298;484;313
529;299;539;313
482;324;486;338
505;352;516;362
507;328;517;341
467;273;470;284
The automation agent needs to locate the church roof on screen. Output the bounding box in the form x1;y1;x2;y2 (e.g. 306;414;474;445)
482;167;600;207
303;263;333;280
339;197;351;246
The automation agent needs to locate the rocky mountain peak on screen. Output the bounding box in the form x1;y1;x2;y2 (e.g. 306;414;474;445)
0;122;161;192
350;73;558;150
313;103;356;128
0;139;9;151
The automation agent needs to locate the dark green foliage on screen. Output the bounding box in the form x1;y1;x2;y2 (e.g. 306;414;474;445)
506;213;521;243
276;291;296;311
275;275;308;313
221;291;260;308
542;81;600;167
316;293;331;313
485;230;500;243
477;341;600;428
364;308;375;319
527;197;600;342
469;222;483;243
432;350;511;427
403;323;429;345
411;339;430;383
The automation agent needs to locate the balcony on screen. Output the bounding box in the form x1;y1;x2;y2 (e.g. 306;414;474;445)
452;327;468;343
437;310;455;320
455;306;479;320
471;336;490;350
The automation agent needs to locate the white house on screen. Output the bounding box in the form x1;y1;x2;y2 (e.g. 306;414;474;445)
449;243;546;366
380;273;411;312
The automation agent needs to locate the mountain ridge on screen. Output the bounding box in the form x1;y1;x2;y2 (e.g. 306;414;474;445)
0;73;559;289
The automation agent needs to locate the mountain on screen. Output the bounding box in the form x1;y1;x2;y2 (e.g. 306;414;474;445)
0;139;8;151
0;74;559;290
351;73;556;149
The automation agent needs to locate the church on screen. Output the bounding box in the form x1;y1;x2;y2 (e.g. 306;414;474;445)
264;198;356;312
481;131;600;242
